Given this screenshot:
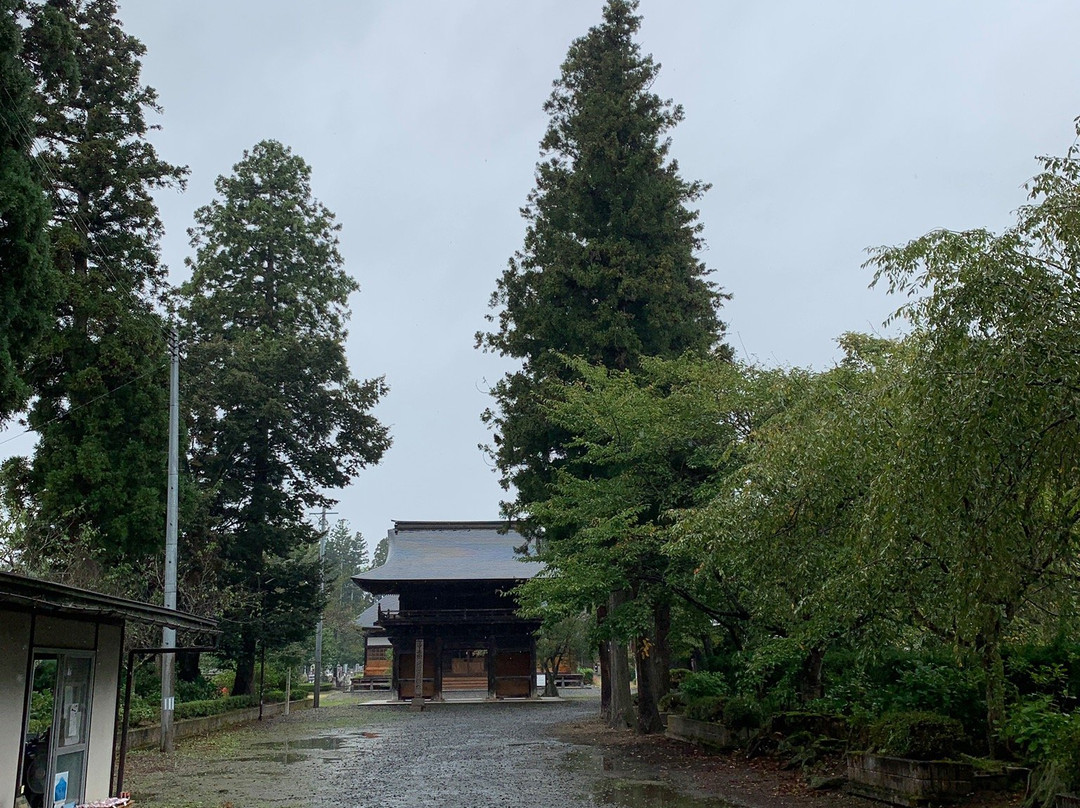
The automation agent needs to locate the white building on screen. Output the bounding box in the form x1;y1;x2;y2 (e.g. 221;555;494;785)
1;571;216;808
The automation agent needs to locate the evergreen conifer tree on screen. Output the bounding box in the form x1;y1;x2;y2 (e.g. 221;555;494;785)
179;140;390;695
477;0;727;727
0;0;56;421
2;0;187;575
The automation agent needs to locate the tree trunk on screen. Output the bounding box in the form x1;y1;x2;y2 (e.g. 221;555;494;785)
634;636;664;734
597;604;611;720
653;599;672;701
607;592;632;728
798;645;825;703
543;660;559;697
231;630;258;696
982;638;1005;756
178;650;201;683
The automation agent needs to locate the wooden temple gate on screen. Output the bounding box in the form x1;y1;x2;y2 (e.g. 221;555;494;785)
353;522;542;704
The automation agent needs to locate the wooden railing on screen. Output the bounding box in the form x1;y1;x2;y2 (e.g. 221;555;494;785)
377;606;528;624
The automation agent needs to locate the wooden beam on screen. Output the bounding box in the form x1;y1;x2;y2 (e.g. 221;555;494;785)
411;638;424;711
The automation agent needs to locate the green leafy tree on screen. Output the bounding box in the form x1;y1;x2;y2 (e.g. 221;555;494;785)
517;355;749;729
0;0;57;421
679;337;902;706
178;140;390;695
864;125;1080;747
2;0;186;574
477;0;727;728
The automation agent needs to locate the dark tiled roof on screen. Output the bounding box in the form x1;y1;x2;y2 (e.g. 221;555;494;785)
354;594;398;629
352;522;541;593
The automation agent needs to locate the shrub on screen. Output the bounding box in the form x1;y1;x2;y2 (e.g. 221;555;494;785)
174;695;258;720
1026;714;1080;805
577;667;595;685
658;692;685;714
176;676;219;704
679;671;730;700
723;695;763;731
125;695;157;727
868;711;968;759
1000;695;1070;764
685;695;727;723
669;668;693;686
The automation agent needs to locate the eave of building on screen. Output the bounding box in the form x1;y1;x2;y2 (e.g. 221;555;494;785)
0;570;219;633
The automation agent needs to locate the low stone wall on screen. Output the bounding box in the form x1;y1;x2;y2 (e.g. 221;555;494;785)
126;697;313;749
665;714;746;750
846;752;973;806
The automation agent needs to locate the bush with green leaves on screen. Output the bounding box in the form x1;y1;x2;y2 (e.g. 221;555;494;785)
679;670;730;700
176;675;219;704
658;691;685;714
867;711;968;759
174;695;258;720
685;695;727;723
723;695;764;731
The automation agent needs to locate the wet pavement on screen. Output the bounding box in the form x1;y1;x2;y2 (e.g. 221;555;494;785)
127;691;738;808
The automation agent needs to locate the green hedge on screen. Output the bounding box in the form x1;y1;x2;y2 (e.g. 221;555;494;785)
174;695;258;720
868;711;968;759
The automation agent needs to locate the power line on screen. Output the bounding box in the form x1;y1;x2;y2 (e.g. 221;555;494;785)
0;357;167;448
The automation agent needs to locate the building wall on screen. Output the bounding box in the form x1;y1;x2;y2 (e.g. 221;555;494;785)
85;622;121;799
34;615;97;650
2;610;122;806
1;608;31;808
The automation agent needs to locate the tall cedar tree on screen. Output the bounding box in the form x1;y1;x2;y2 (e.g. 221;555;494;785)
179;140;390;695
477;0;726;728
1;0;186;577
0;0;57;421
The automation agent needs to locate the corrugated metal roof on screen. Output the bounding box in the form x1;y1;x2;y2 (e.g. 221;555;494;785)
352;522;541;592
0;571;218;632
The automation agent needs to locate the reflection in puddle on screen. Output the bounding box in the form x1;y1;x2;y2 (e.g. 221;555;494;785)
232;752;309;765
250;732;377;752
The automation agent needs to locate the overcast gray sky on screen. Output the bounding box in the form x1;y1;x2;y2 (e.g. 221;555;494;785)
10;1;1080;549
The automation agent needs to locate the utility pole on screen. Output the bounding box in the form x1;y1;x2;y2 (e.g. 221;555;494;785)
313;508;335;707
161;326;180;752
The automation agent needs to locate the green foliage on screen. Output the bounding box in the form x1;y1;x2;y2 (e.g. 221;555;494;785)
126;695;157;727
657;691;684;714
864;121;1080;740
27;689;53;734
723;695;764;731
175;676;218;704
685;695;726;723
678;670;730;700
867;711;969;760
0;0;57;420
178;140;390;693
1000;696;1070;765
4;0;188;568
174;695;257;721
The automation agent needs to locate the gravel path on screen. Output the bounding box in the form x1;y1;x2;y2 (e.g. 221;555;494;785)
126;692;733;808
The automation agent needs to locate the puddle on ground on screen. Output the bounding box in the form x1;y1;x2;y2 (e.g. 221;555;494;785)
232;752;309;764
250;732;376;752
241;731;382;764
